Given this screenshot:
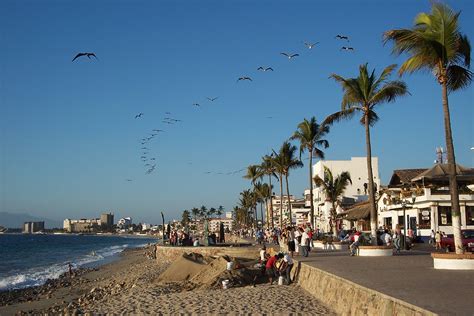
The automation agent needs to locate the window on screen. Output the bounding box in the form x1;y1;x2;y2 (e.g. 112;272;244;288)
438;206;452;226
384;217;392;228
466;206;474;226
418;209;431;229
398;215;405;228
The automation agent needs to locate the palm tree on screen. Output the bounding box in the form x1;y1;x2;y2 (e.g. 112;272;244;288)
240;189;257;228
313;167;352;234
199;205;208;219
243;165;262;184
260;155;277;228
324;63;408;244
243;165;263;228
271;151;286;228
255;182;272;226
279;141;303;225
181;210;191;228
191;207;199;221
384;3;471;254
291;117;330;228
217;205;224;218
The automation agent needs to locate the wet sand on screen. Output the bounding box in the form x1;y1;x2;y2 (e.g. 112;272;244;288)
0;246;335;315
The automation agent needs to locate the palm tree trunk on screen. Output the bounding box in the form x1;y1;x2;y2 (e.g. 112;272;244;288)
364;112;377;245
285;174;292;225
269;175;274;229
441;80;462;254
260;202;264;228
309;150;314;228
279;175;284;229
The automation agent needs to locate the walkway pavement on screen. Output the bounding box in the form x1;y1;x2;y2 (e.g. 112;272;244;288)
295;244;473;315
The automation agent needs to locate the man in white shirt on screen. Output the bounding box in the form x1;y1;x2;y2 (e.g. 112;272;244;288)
300;229;310;257
279;253;294;285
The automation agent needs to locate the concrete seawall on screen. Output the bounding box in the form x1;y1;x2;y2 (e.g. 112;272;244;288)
154;246;435;315
292;261;435;316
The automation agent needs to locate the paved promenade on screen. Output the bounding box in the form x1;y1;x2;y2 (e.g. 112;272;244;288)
295;244;473;315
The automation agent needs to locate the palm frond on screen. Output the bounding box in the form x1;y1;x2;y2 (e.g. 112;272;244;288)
446;64;473;91
370;80;409;105
322;108;360;127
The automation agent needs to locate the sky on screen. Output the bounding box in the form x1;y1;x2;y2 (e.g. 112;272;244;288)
1;0;473;225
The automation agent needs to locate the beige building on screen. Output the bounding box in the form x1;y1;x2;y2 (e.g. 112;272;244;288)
63;218;101;233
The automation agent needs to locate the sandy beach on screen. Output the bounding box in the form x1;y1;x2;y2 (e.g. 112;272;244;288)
0;245;335;315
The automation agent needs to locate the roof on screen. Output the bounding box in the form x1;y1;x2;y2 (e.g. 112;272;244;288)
338;201;370;220
411;164;474;185
388;169;427;188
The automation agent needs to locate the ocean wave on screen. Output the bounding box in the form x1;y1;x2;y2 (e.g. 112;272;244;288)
0;243;131;291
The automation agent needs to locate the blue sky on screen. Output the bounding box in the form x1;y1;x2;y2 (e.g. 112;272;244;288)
1;0;473;225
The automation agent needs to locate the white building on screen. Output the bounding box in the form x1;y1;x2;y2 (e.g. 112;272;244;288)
267;195;310;227
377;166;474;240
117;217;132;229
141;223;151;231
305;157;380;232
225;212;233;219
209;218;234;232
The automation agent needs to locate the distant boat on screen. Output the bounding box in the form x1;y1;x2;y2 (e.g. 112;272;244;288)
0;226;7;233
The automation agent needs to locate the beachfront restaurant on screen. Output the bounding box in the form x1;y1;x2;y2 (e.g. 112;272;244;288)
377;165;474;241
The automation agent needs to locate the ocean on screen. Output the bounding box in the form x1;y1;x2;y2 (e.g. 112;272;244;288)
0;234;157;291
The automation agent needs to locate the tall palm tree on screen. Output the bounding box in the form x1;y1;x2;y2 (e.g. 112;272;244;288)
191;207;200;222
324;63;408;244
313;166;352;234
254;181;271;227
240;189;257;228
256;182;272;226
260;155;277;228
271;151;286;228
199;205;208;219
291;117;330;228
384;3;471;254
217;205;224;218
243;165;262;184
279;141;303;225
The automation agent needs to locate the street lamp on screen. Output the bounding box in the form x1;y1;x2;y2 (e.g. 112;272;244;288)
401;192;417;250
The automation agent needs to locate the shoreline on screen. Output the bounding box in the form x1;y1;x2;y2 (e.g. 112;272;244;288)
0;245;335;315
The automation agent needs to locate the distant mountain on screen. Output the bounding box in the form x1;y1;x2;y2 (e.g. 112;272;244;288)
0;212;61;229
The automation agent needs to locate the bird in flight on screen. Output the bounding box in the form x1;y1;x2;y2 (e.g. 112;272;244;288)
257;66;274;72
304;42;319;49
204;171;212;174
341;46;355;51
135;113;144;119
193;103;201;107
165;112;171;115
72;53;98;62
335;35;349;41
280;52;299;59
152;129;164;132
266;116;273;119
125;179;133;182
207;97;219;102
237;76;252;82
162;120;174;124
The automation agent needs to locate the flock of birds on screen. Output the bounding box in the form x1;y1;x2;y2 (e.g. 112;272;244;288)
72;34;355;182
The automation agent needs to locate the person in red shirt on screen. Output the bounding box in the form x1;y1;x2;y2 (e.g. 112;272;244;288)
265;253;283;284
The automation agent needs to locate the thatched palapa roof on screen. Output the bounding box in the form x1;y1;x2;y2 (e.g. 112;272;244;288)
338;201;370;221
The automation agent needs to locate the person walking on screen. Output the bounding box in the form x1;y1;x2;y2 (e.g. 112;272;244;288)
429;230;435;247
287;227;296;257
350;230;361;256
435;231;442;250
300;228;310;257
